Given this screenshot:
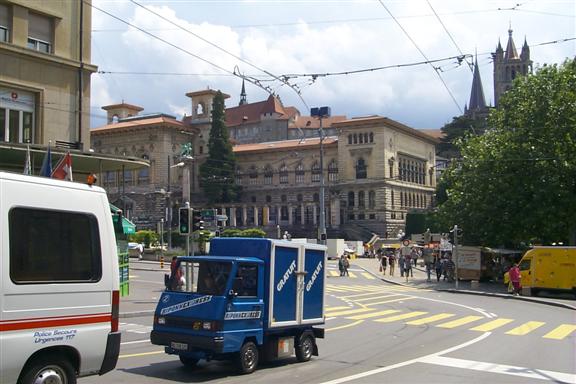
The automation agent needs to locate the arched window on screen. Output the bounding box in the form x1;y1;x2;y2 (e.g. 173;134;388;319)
391;190;395;208
279;164;288;184
249;166;258;185
364;133;368;143
359;133;363;144
295;163;305;183
348;191;355;207
297;194;303;202
400;191;404;207
353;134;358;144
358;191;365;208
328;159;338;182
313;193;319;202
137;168;149;185
348;134;352;144
311;161;320;182
281;194;287;203
368;190;375;209
369;132;374;143
264;165;273;185
235;168;243;185
356;158;367;179
266;195;272;203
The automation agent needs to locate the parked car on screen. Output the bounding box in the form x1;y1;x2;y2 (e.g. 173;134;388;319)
128;242;144;259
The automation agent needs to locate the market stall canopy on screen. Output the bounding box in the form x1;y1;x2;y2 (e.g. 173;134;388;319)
0;142;149;176
110;204;136;235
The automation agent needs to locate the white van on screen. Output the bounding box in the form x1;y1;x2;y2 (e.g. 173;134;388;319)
0;172;121;384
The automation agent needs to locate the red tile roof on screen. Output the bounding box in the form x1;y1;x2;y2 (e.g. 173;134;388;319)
233;137;338;154
92;115;185;134
226;95;290;127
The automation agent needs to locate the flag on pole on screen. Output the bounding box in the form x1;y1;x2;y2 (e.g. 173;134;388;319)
52;152;73;181
39;144;52;177
23;145;32;175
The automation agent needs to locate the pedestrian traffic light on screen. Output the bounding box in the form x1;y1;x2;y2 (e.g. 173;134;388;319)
179;207;190;235
192;209;204;231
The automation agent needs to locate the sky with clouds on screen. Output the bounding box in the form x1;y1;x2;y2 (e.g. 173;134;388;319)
90;0;575;130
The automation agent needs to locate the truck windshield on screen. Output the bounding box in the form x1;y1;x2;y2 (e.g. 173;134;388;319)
173;260;232;296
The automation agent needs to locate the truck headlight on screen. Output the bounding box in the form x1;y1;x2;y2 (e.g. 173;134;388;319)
203;321;212;330
157;317;166;325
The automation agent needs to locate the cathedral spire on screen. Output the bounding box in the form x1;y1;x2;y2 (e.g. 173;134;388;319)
239;78;247;106
467;54;487;113
504;26;519;60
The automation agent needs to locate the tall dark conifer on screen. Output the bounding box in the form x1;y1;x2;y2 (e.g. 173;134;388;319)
199;91;241;203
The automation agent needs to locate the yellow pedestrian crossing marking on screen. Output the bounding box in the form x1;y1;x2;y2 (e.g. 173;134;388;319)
325;308;374;317
364;297;417;306
361;272;375;280
470;318;514;332
506;321;545;336
406;313;455;325
348;272;357;278
325;306;352;311
346;309;401;320
543;324;576;340
329;270;340;277
436;315;483;329
353;294;404;302
375;311;428;323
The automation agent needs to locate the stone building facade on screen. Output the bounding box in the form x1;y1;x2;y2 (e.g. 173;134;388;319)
92;89;438;240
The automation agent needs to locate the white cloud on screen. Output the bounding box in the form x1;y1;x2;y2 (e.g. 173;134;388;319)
89;0;576;129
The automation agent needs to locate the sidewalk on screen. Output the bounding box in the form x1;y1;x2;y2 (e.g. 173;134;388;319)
351;257;576;310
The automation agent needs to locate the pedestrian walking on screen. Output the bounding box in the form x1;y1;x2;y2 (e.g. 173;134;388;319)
343;255;350;276
435;256;443;282
445;258;455;282
388;254;395;276
338;254;345;276
399;240;412;278
379;254;387;275
508;263;522;296
398;255;405;277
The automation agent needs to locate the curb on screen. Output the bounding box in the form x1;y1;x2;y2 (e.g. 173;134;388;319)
120;310;155;319
357;264;576;311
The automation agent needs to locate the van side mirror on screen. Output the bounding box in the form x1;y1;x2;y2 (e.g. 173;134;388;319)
227;289;238;299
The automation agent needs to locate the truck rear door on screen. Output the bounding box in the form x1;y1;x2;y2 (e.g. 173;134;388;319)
301;247;325;323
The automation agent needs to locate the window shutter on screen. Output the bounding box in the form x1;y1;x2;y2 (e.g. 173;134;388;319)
0;4;9;28
28;12;52;43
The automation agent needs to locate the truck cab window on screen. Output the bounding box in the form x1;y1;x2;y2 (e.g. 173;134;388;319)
235;264;258;297
197;261;231;296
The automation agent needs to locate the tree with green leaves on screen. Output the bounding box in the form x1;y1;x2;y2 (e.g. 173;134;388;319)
436;59;576;247
199;91;241;204
438;115;485;159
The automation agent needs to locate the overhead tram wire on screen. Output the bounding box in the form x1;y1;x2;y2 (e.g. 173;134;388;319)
426;0;473;73
86;1;308;109
377;0;463;114
128;0;309;110
280;54;471;81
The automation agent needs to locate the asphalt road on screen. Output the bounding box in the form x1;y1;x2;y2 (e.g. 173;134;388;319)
79;262;576;384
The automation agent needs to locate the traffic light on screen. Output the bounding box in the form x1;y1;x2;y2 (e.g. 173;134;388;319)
192;209;204;231
179;207;190;235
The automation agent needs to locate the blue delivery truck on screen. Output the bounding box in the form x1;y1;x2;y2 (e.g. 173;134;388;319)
150;238;326;373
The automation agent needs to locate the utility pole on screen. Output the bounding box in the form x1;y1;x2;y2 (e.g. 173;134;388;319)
311;106;331;245
452;224;459;290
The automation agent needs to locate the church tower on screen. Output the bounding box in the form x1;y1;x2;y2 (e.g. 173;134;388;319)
464;54;488;122
239;78;247;106
492;27;532;106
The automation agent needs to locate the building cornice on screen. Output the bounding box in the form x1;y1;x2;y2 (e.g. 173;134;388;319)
0;43;98;72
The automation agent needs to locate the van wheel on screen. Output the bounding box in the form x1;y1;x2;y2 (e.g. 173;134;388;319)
295;334;314;362
237;341;259;374
20;355;76;384
179;355;199;368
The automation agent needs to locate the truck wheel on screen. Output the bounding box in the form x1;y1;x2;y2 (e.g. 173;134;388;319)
295;334;314;362
179;355;199;368
237;341;259;374
20;355;76;384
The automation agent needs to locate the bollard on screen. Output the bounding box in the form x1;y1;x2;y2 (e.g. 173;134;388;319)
160;256;164;269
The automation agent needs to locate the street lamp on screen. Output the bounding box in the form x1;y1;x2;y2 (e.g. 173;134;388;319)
311;106;331;245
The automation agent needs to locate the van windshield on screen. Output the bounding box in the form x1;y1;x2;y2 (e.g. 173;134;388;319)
169;260;232;296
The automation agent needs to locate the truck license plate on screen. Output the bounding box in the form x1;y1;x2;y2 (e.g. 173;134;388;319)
171;342;188;351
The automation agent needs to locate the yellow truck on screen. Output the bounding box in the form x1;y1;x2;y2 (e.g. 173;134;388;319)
505;247;576;296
